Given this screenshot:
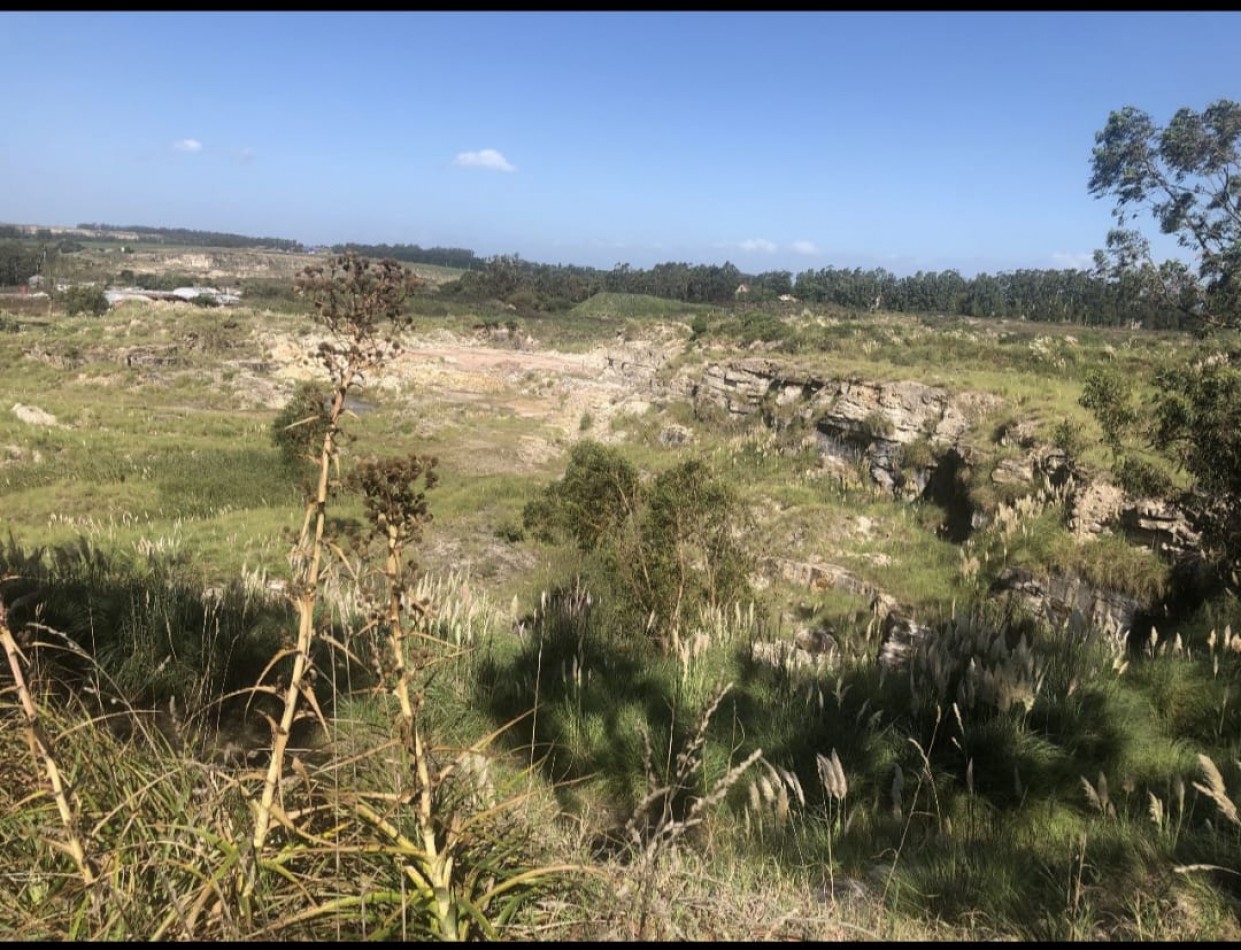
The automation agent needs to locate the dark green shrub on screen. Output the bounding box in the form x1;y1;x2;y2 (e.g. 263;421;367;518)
1114;454;1174;498
1080;368;1136;453
523;440;639;551
1051;418;1085;461
272;381;333;472
524;443;752;651
62;284;109;316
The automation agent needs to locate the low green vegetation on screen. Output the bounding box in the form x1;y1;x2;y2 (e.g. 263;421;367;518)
5;96;1241;936
0;296;1232;942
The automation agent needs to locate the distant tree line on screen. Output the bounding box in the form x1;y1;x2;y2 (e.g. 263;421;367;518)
441;256;749;311
2;217;1202;329
119;271;198;291
436;254;1196;329
790;265;1187;328
331;243;486;272
0;238;75;287
78;223;303;252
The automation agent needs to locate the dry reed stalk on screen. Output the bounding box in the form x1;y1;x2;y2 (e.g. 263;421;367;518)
249;373;353;892
0;595;96;886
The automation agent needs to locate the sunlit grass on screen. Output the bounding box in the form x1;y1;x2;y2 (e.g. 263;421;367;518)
3;278;1241;940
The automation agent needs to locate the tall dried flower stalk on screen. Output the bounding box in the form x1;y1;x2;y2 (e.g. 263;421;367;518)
0;595;96;886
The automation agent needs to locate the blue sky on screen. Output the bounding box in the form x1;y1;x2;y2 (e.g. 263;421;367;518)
2;11;1237;276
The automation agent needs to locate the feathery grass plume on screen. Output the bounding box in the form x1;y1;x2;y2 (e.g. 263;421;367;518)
777;763;806;809
747;780;763;817
1080;774;1100;812
815;747;850;910
745;761;804;839
1192;753;1239;826
817;748;848;801
1148;791;1165;830
770;764;791;827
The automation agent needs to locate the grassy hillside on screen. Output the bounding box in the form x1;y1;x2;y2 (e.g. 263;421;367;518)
1;252;1239;940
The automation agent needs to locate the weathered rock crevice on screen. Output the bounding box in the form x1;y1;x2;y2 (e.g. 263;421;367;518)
696;356;1217;657
695;358;1005;536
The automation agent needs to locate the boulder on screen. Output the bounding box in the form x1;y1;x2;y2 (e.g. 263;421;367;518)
12;403;63;428
877;611;935;671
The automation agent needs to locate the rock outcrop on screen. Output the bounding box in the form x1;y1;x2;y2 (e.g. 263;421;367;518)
690;352;1214;671
877;610;935;671
12;403;64;428
695;359;1004;521
766;556;898;614
988;566;1143;644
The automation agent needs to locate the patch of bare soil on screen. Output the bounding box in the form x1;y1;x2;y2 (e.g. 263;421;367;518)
259;327;679;449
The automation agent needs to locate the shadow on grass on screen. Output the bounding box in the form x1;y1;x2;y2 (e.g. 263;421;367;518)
0;535;374;752
472;581;709;850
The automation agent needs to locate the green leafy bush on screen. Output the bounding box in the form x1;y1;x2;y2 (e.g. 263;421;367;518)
523;440;639;550
524;441;751;650
271;381;333;472
1051;418;1085;461
62;284;108;316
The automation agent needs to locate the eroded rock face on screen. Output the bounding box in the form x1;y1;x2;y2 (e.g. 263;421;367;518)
604;338;672;383
124;344;182;368
877;611;935;671
816;378;978;449
1118;498;1200;558
696;359;1003;508
697;359;784;416
658;423;693;447
989;567;1143;643
766;556;897;613
1071;481;1200;559
1071;481;1126;538
750;638;837;673
696;359;986;444
699;355;1206;658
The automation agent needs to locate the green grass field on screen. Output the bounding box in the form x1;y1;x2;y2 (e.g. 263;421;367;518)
1;265;1240;941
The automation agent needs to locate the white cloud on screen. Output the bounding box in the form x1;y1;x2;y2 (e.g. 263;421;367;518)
791;240;819;255
453;148;516;172
739;238;777;254
172;138;203;153
1051;251;1095;270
